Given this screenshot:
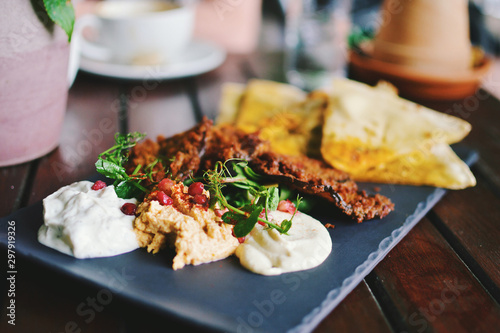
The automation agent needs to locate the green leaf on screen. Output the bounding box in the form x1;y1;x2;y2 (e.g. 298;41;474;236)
267;187;280;211
221;211;240;225
95;159;127;180
43;0;75;42
280;219;292;233
242;165;263;181
114;180;142;199
233;205;262;238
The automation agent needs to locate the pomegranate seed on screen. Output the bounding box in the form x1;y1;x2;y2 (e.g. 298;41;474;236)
121;203;137;216
91;180;106;191
188;182;204;196
258;221;266;226
277;199;296;214
158;178;174;195
156;191;173;206
193;194;207;205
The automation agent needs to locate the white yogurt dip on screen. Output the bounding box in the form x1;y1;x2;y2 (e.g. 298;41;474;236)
235;211;332;275
38;181;139;258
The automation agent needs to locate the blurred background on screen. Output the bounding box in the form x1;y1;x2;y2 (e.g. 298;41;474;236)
260;0;500;55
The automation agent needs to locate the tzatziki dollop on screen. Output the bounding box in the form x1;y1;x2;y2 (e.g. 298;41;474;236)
235;210;332;275
38;181;139;258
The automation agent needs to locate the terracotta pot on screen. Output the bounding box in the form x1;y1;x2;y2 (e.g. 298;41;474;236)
0;0;70;166
372;0;471;75
349;49;492;101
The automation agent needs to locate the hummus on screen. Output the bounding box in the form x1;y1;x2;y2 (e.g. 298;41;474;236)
134;183;239;270
235;210;332;275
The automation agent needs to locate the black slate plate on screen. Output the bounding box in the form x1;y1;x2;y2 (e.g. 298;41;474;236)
0;146;477;333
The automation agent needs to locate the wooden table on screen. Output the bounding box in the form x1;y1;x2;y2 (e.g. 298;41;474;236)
2;48;500;332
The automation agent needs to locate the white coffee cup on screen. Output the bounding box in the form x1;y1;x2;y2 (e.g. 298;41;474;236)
77;1;194;65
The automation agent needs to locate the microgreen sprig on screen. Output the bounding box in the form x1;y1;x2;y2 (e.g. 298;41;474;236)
203;160;298;238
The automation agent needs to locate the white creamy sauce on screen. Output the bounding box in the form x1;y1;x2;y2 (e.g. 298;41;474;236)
38;181;139;259
235;211;332;275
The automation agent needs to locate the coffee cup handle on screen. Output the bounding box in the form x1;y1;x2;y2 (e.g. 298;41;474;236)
78;15;114;61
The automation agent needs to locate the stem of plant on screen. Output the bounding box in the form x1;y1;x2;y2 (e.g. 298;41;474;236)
218;190;286;233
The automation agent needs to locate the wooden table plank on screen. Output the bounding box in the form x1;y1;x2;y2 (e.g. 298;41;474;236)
0;165;30;217
314;280;393;333
371;218;500;333
430;173;500;296
126;78;197;140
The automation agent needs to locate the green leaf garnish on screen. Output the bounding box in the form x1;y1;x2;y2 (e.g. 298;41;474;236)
43;0;75;42
232;205;262;238
114;180;144;199
267;187;280;212
95;159;128;180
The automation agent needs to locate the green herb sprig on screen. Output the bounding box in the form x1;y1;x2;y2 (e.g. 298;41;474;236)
95;132;158;199
203;160;300;238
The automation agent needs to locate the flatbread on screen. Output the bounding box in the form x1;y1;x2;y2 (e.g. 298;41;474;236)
235;79;307;133
350;143;476;189
217;80;327;157
321;79;472;174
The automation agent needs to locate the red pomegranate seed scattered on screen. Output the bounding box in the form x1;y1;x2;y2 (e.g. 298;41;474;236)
121;203;137;216
158;178;174;195
188;182;204;196
258;221;266;226
91;180;106;191
193;194;207;205
156;191;173;206
277;199;296;214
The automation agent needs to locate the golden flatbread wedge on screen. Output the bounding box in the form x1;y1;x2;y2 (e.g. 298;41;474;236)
217;80;327;157
252;91;328;157
235;79;307;133
322;78;472;174
350;143;476;189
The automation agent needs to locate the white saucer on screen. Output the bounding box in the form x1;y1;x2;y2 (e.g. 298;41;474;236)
79;39;226;80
